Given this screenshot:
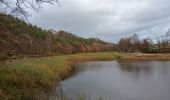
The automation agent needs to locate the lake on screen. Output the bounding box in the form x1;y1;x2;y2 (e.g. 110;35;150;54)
54;61;170;100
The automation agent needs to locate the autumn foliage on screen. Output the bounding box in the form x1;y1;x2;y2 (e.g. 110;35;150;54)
0;14;113;59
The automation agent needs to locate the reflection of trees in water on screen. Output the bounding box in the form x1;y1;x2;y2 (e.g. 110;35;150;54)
50;61;114;100
118;61;151;72
70;62;107;78
50;81;65;100
50;81;94;100
117;61;152;78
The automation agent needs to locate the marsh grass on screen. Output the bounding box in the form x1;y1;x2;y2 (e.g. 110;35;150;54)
67;52;117;62
120;53;170;61
0;52;117;99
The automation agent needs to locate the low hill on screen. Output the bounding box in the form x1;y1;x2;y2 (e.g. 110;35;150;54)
54;30;113;54
0;13;113;60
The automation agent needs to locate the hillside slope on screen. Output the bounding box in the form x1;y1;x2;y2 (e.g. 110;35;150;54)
54;30;113;54
0;13;113;60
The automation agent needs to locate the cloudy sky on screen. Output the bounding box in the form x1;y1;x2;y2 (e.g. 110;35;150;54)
30;0;170;43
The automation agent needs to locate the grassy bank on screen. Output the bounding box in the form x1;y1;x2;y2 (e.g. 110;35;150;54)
1;52;170;99
119;53;170;61
0;52;118;99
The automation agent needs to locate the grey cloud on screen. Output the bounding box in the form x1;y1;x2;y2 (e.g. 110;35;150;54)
30;0;170;43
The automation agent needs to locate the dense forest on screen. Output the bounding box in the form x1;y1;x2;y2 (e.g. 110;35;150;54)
0;13;113;60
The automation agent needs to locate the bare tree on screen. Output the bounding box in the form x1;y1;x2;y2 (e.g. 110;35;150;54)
118;34;141;52
130;34;140;51
157;37;161;52
0;0;59;22
165;28;170;44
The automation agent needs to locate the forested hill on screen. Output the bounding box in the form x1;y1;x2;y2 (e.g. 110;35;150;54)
54;30;113;54
0;13;113;59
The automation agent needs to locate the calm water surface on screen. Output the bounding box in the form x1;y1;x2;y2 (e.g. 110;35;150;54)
58;61;170;100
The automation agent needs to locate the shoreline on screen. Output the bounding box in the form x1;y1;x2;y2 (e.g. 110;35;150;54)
0;52;116;99
119;53;170;61
1;52;170;99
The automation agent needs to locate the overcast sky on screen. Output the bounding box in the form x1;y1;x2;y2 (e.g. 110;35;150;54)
30;0;170;43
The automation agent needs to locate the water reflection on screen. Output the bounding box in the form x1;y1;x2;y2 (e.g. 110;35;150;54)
117;61;151;72
54;61;170;100
116;61;152;80
66;61;112;80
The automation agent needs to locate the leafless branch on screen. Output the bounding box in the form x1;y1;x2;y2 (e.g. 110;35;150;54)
0;0;59;23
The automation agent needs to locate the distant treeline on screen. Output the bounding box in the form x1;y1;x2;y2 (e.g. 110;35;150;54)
0;13;113;60
114;31;170;53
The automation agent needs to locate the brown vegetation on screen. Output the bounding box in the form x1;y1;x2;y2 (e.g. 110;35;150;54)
119;53;170;61
116;29;170;53
0;14;113;60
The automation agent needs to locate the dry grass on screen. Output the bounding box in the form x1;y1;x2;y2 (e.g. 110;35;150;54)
0;56;73;99
67;52;117;62
120;53;170;61
0;52;117;99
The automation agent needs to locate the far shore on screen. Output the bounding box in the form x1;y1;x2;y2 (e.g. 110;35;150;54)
119;53;170;61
